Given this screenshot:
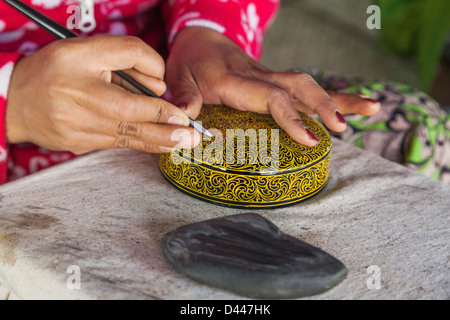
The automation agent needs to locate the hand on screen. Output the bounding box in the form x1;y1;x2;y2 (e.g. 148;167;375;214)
6;35;200;154
166;27;380;147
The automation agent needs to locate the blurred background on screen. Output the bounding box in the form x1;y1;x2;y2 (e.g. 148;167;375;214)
261;0;450;109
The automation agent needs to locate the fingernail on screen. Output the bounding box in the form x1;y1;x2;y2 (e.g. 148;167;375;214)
178;103;187;110
172;130;200;148
335;110;347;124
160;146;174;153
306;128;319;142
168;116;187;126
173;130;192;146
365;98;379;104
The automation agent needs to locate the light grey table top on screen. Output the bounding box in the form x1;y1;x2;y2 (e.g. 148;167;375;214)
0;138;448;300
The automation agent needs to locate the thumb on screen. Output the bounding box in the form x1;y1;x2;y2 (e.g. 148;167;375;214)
170;76;204;120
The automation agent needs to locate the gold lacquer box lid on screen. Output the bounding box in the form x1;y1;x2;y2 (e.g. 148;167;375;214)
159;105;331;208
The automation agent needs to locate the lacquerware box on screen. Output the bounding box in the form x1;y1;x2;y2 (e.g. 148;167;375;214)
160;105;331;208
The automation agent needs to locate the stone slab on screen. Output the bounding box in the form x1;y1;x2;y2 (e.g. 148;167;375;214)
0;138;448;299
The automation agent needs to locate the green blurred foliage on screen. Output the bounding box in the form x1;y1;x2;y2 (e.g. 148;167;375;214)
375;0;450;92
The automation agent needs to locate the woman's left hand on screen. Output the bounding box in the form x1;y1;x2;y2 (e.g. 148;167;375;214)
166;27;380;147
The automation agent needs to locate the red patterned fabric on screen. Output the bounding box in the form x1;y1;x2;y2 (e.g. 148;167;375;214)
0;0;280;183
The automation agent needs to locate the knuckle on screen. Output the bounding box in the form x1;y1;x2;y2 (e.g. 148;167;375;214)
295;72;315;84
122;36;145;58
115;137;130;149
115;121;140;137
153;100;168;123
266;87;289;103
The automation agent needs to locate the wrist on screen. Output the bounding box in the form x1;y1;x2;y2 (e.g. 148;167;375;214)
171;27;242;58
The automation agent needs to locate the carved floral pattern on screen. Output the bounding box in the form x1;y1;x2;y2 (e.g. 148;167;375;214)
160;105;331;208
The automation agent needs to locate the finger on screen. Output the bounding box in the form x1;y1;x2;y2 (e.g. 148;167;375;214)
292;92;381;116
124;141;174;154
76;80;190;125
90;118;202;149
54;105;200;151
111;69;167;97
216;76;319;147
103;127;201;151
327;92;380;116
69;133;176;155
265;72;348;132
71;126;201;154
168;68;204;119
79;35;165;80
128;127;201;151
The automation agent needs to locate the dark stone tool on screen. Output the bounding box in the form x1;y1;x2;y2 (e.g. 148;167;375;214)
161;213;347;299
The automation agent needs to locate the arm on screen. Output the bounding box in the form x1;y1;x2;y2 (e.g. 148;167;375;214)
163;0;280;60
163;0;380;147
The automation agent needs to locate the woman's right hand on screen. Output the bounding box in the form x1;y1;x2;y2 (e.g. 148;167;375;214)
6;35;200;154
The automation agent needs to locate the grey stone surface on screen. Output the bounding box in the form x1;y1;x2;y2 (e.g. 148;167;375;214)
0;138;448;300
0;283;10;300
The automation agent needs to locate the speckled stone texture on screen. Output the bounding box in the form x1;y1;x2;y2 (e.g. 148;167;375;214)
0;138;448;299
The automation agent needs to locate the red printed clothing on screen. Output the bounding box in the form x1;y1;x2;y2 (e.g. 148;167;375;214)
0;0;280;183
